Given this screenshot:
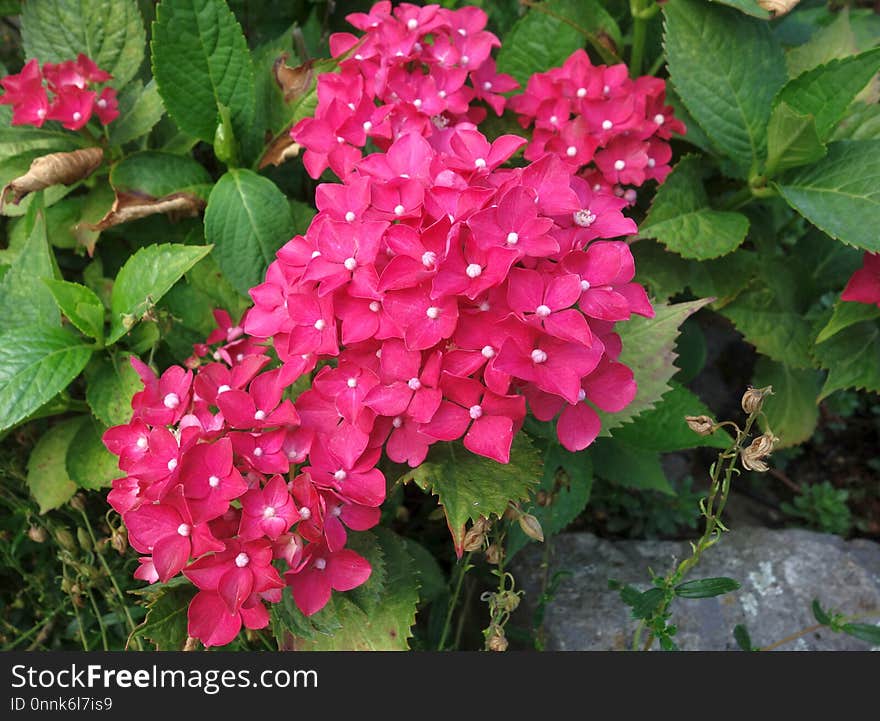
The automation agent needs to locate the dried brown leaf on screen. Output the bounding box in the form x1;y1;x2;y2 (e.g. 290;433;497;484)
89;191;205;231
273;53;315;103
1;147;103;207
258;138;301;170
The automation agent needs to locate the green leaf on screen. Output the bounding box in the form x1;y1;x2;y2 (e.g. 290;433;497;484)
664;86;717;156
0;207;60;333
400;538;446;605
496;0;621;87
611;382;731;452
813;320;880;400
152;0;256;145
507;443;593;558
841;623;880;645
786;10;858;78
708;0;770;19
108;81;166;146
26;416;85;513
776;48;880;142
733;624;755;651
0;326;93;432
631;587;666;620
204;169;295;296
66;417;120;490
297;529;419;650
776;140;880;252
342;531;387;617
812;599;832;626
132;584;194;650
108;243;212;344
85;353;141;427
765;103;826;176
752;358;821;449
110;151;212;200
600;299;712;434
674;577;741;598
664;0;786;174
832;102;880;143
640;156;750;259
44;280;104;341
590;438;673;494
21;0;145;88
816;301;880;344
402;435;541;553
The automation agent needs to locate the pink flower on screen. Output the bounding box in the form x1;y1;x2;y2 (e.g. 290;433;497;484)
0;59;49;126
178;438;248;523
285;543;372;616
187;591;270;647
841;253;880;308
506;267;592;345
238;474;301;540
46;85;96;130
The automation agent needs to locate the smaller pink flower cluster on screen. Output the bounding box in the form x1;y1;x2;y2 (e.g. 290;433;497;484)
841;252;880;308
291;1;518;180
0;55;118;130
508;49;685;200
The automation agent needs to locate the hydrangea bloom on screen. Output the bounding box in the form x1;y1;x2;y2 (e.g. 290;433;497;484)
0;55;118;129
841;253;880;308
103;4;682;648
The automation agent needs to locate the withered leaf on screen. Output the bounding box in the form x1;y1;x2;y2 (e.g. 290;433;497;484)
89;191;205;231
1;147;104;208
273;53;315;103
757;0;800;15
258;138;301;170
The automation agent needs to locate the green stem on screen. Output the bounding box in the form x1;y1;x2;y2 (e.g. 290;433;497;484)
85;586;109;651
721;185;754;211
630;15;647;78
438;552;472;651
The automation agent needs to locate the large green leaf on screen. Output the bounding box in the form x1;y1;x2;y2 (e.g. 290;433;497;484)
590;438;673;494
44;279;105;341
108;243;212;343
664;0;786;173
776;48;880;141
0;207;60;333
776;140;880;252
204;169;295;296
84;353;142;427
401;435;541;554
600;299;712;434
786;10;858;78
0;326;93;432
152;0;255;145
752;357;821;448
67;417;120;490
764;102;826;176
813;320;880;400
108;81;166;146
507;442;593;558
26;416;85;513
640;156;749;259
21;0;145;87
496;0;620;86
610;382;731;451
296;529;419;651
110;151;212;199
131;584;194;650
815;301;880;344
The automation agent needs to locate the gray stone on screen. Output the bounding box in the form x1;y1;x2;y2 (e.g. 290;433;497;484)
514;528;880;651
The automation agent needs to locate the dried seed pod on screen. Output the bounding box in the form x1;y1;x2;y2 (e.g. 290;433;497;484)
110;526;128;554
76;527;92;552
485;543;503;565
741;432;778;472
518;513;544;542
27;525;47;543
741;386;773;415
55;528;77;553
462;517;489;552
70;493;86;512
685;415;716;436
486;626;508;652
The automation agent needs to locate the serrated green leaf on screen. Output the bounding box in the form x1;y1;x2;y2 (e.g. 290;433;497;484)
402;435;541;553
664;0;786;174
66;417;120;490
600;299;712;434
108;243;212;344
664;86;717;155
84;353;141;427
507;443;593;558
842;623;880;645
632;587;666;620
777;49;880;144
813;320;880;400
776;140;880;252
0;326;93;432
765;102;826;176
343;531;387;616
816;301;880;344
152;0;255;146
110;151;212;200
674;577;740;598
752;358;821;449
21;0;145;88
131;585;194;650
496;0;620;87
204;169;295;296
610;382;731;452
109;81;166;146
0;207;60;333
590;437;673;494
296;529;419;650
44;280;104;341
400;538;446;605
640;156;750;259
831;102;880;143
26;416;85;513
786;10;858;78
708;0;770;19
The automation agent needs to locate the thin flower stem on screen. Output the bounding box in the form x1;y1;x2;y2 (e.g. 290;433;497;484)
85;586;109;651
438;551;472;651
64;566;89;651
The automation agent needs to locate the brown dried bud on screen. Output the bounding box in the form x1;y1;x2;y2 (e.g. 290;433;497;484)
741;386;773;415
76;527;92;552
110;526;128;554
500;591;521;614
462;517;489;552
183;636;199;652
485;543;503;565
741;432;778;472
27;525;47;543
70;493;86;512
518;513;544;542
685;415;716;436
757;0;800;17
535;490;552;507
55;528;77;552
486;627;508;652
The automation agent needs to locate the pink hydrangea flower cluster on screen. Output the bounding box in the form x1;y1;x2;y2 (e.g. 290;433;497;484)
0;55;118;130
291;1;518;180
841;252;880;308
508;49;685;201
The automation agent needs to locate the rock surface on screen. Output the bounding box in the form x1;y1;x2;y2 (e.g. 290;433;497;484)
514;528;880;650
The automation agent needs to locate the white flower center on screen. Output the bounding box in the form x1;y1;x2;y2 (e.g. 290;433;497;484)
262;506;276;519
392;416;403;428
136;436;148;449
407;18;418;30
253;447;263;457
438;90;447;99
481;345;495;359
468;404;483;420
574;209;596;227
654;114;665;125
614;160;626;171
314;319;326;330
217;384;231;394
299;507;311;520
97;98;107;108
422;251;436;267
483;81;492;91
177;523;191;537
531;349;548;364
208;475;220;488
479;301;491;312
549;115;558;125
647;158;656;168
369;301;381;312
474;158;486;169
314;558;327;570
601;120;613;130
413;98;422;108
566;146;577;158
362;120;372;132
254;410;266;421
167;459;178;471
345;211;356;222
234;552;249;567
426;306;440;319
506;232;519;245
344;257;357;271
580;279;591;291
37;107;46;118
163;393;180;409
466;263;482;278
577;388;587;402
72;111;82;122
576;87;586;98
460;55;469;65
311;250;322;258
603;84;610;95
334;469;347;482
347;377;358;388
408;377;421;391
535;304;552;318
